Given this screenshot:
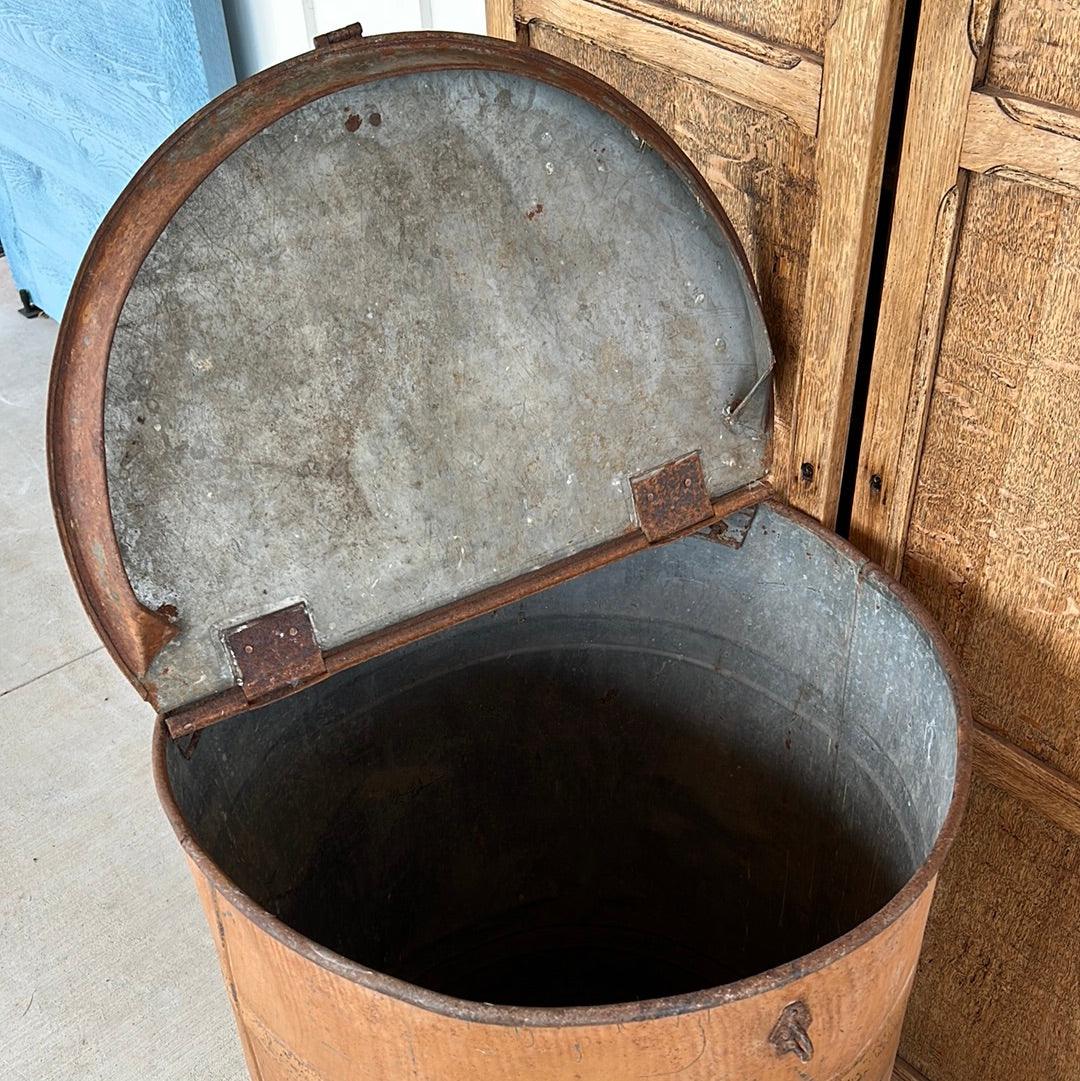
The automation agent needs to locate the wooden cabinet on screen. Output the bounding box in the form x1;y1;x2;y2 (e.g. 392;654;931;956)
488;2;1080;1079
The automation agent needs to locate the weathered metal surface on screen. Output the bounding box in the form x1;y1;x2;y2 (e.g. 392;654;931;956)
631;452;714;541
103;66;771;714
47;34;773;721
223;603;325;702
703;503;758;548
156;501;971;1078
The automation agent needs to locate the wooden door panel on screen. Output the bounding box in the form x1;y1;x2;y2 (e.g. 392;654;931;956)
988;0;1080;113
851;1;1080;1077
902;778;1080;1081
647;0;840;55
905;173;1080;780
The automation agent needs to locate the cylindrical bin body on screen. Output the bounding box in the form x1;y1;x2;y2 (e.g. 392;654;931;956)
156;502;970;1081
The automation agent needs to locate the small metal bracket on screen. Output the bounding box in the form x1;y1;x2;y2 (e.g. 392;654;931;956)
17;288;42;319
631;451;714;542
769;1000;814;1063
702;504;759;549
314;22;363;49
223;603;326;703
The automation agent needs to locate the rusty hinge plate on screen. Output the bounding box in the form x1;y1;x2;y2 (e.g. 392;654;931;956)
631;451;714;542
223;603;326;702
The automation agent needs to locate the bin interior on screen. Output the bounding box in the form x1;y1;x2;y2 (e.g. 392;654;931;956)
166;504;959;1008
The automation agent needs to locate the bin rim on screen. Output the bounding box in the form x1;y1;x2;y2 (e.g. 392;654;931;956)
153;499;972;1029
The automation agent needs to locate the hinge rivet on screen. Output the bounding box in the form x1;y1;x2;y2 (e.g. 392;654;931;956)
244;644;254;654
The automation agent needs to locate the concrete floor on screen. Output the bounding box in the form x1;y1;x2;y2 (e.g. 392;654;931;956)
0;259;247;1079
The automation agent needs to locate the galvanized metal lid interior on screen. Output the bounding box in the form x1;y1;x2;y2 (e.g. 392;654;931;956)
48;34;774;726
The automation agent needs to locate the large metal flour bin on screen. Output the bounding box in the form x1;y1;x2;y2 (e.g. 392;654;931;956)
48;31;970;1081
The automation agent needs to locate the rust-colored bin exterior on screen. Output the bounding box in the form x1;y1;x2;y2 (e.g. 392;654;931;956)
158;766;938;1081
50;31;970;1081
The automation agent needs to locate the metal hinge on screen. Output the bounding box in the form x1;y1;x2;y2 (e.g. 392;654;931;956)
223;603;326;703
631;451;714;542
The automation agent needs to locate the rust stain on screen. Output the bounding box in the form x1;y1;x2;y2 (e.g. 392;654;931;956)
314;22;363;49
344;113;361;132
525;202;544;220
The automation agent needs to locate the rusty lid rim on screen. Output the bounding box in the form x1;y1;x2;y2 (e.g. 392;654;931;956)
153;499;973;1029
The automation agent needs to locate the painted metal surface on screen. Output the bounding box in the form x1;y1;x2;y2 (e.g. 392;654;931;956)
156;502;971;1079
0;0;232;317
48;33;773;724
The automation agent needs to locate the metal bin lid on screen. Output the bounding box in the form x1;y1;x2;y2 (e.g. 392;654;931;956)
48;31;774;733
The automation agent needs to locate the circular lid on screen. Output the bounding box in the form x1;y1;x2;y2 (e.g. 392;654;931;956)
48;32;773;722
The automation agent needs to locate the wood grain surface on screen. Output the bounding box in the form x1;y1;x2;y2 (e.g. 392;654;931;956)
848;0;983;572
784;0;904;525
485;0;517;39
960;90;1080;194
975;724;1080;838
846;1;1080;1078
899;779;1080;1081
648;0;841;55
904;172;1080;783
517;0;823;135
987;0;1080;113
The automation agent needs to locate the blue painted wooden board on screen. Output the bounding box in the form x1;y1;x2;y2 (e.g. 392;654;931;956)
0;0;234;317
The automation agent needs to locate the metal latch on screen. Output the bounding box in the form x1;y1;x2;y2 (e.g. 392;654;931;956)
314;22;364;49
769;1000;814;1063
631;451;714;542
223;603;326;703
